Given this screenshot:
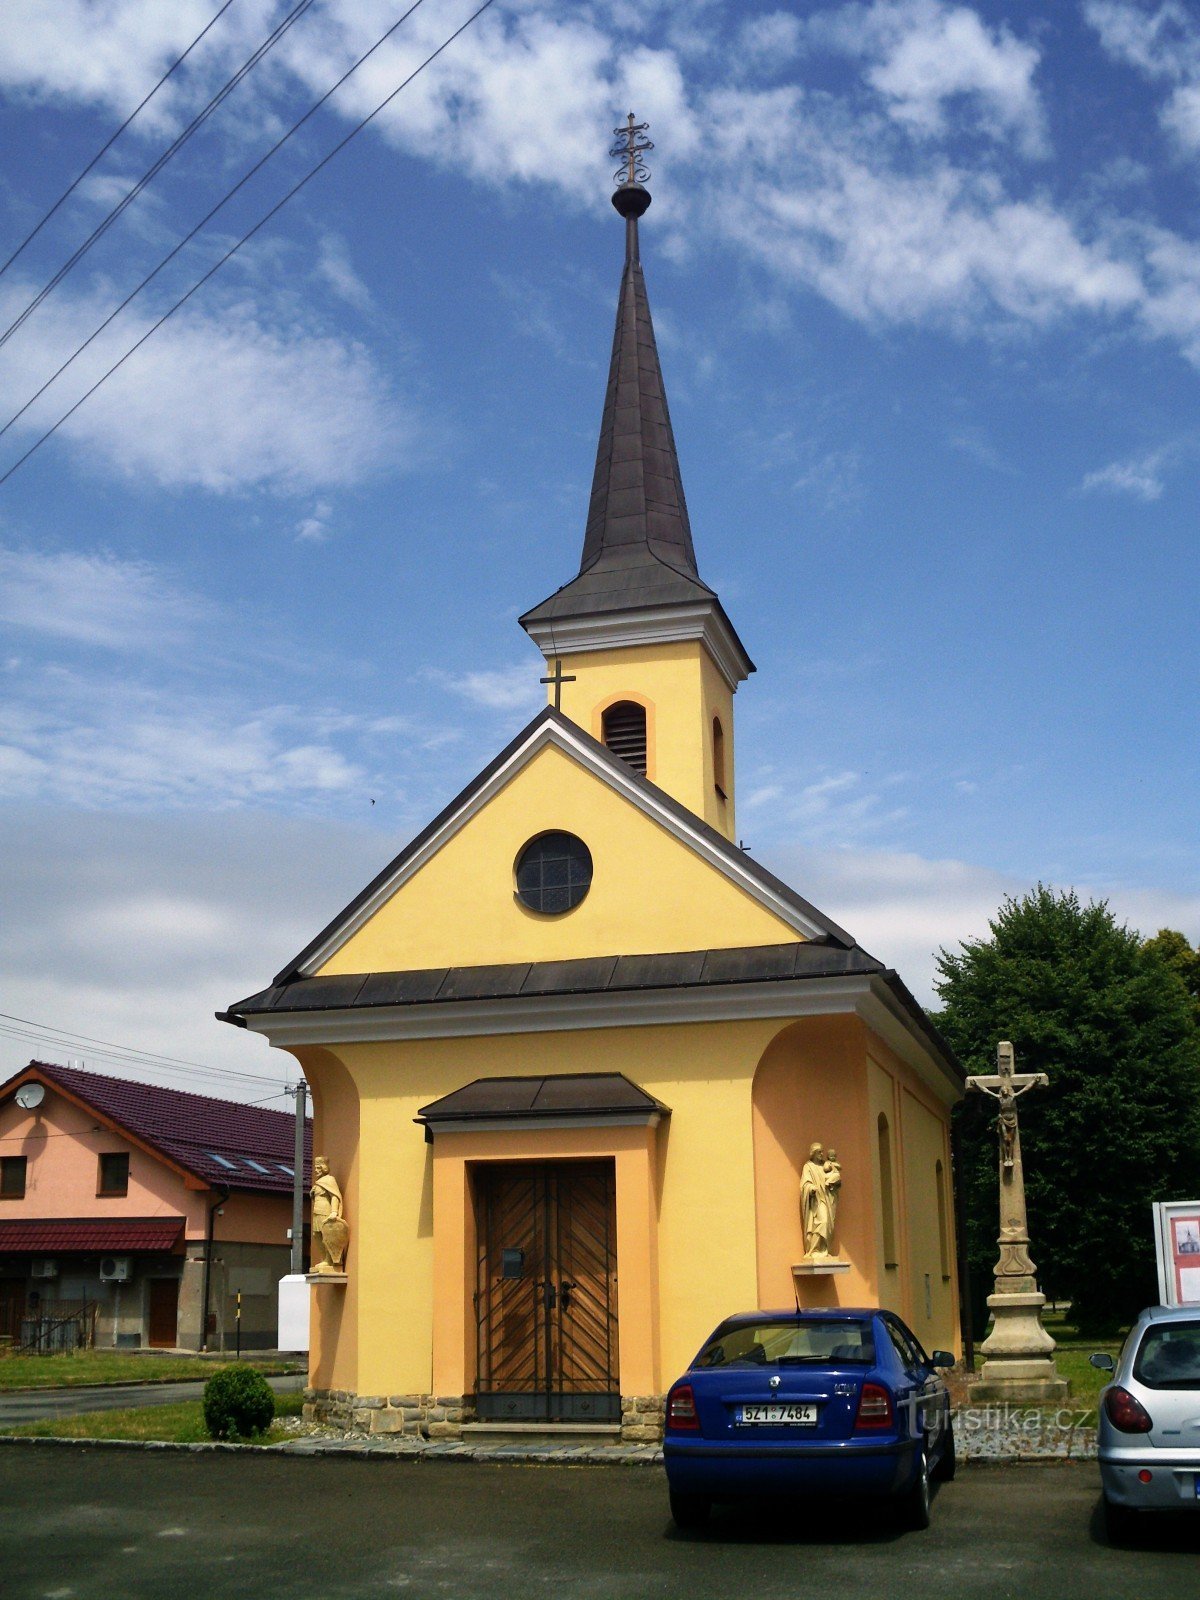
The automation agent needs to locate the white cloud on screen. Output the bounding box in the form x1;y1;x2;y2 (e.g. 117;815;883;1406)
1081;447;1171;499
295;500;333;542
315;235;373;314
0;544;210;649
758;841;1200;1004
0;281;411;494
808;0;1046;154
0;807;393;1090
1087;1;1200;153
434;662;545;715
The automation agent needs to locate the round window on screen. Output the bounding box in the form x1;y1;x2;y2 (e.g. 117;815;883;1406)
514;831;593;915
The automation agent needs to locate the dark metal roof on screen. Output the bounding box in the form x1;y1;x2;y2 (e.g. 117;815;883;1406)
252;705;855;991
519;193;749;669
1;1061;311;1195
0;1217;186;1254
416;1072;669;1125
229;940;882;1016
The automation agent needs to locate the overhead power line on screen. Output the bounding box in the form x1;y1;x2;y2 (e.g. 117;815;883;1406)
0;0;239;284
0;1010;288;1090
0;0;433;447
0;0;499;489
0;0;318;354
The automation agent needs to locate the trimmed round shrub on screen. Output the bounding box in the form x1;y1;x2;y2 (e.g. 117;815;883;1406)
203;1364;276;1441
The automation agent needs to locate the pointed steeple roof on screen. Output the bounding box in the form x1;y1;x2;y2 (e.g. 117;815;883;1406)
520;150;752;681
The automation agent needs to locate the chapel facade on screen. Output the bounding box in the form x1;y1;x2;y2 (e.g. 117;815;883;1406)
222;140;963;1441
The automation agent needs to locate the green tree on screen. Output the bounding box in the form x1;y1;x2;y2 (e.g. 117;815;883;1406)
937;886;1200;1335
1143;928;1200;1027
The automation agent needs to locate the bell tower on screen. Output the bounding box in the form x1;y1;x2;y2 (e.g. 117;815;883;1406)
520;117;753;841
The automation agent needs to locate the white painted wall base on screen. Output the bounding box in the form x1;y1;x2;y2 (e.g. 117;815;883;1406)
277;1273;310;1352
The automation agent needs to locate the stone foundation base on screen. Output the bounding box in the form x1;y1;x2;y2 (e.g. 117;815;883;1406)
304;1390;468;1438
620;1395;665;1444
304;1390;666;1444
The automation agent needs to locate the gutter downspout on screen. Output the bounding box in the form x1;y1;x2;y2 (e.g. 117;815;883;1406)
200;1184;230;1352
950;1117;974;1372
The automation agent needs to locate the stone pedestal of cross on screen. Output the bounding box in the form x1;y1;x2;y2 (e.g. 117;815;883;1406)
965;1040;1069;1403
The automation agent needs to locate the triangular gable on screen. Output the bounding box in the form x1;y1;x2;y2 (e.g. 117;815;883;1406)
0;1062;208;1190
281;708;854;982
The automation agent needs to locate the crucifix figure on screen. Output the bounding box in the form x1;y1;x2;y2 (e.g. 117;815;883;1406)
965;1040;1048;1281
540;658;576;712
967;1040;1047;1172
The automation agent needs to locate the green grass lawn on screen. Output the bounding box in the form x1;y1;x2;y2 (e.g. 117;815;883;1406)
0;1350;303;1391
3;1389;306;1443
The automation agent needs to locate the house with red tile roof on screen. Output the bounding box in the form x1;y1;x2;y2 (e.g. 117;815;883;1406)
0;1060;310;1351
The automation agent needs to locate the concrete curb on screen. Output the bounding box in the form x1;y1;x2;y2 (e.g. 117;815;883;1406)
0;1431;1097;1465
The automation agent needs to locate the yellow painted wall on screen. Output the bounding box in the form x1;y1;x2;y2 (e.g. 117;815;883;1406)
295;1017;781;1400
295;1011;961;1403
552;639;736;837
899;1086;958;1355
317;741;795;977
867;1060;906;1320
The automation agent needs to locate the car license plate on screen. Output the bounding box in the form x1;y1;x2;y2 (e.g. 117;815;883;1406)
737;1403;817;1425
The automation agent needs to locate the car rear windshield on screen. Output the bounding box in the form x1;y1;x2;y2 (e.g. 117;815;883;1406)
1133;1322;1200;1389
697;1319;875;1368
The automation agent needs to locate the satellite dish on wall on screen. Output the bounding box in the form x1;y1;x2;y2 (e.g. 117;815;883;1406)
15;1082;46;1110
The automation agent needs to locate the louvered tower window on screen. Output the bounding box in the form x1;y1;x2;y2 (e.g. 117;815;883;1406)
601;701;647;775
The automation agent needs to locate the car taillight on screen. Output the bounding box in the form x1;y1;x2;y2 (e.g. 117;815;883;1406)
855;1382;894;1431
1105;1386;1153;1433
667;1383;700;1432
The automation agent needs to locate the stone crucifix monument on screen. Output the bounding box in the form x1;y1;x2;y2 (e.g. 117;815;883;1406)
966;1041;1068;1401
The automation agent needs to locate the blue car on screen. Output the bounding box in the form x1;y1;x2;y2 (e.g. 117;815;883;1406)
663;1308;956;1531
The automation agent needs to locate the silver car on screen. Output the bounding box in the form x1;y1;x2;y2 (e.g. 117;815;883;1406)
1092;1304;1200;1539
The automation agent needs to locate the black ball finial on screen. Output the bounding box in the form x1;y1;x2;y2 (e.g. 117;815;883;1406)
612;185;652;219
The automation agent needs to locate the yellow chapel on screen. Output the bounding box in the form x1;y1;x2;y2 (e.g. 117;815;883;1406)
222;142;964;1441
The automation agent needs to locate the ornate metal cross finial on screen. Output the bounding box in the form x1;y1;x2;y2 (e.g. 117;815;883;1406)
611;112;653;188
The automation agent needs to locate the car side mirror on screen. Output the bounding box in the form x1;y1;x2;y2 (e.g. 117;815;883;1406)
1089;1353;1115;1372
930;1350;955;1369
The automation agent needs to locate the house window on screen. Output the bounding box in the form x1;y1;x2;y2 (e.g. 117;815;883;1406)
936;1158;951;1280
877;1114;897;1267
98;1152;129;1196
712;716;726;798
0;1156;26;1199
601;701;647;775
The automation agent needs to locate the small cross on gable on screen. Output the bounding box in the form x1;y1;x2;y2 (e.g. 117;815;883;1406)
540;658;576;712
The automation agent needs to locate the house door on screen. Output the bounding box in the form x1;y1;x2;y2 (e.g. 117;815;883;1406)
147;1278;179;1348
0;1280;24;1342
475;1161;618;1422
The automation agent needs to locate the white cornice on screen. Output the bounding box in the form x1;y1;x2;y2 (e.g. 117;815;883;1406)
242;973;962;1103
296;717;827;975
523;602;753;691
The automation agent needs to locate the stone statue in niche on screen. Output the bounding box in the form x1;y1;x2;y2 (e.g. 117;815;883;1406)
800;1141;842;1260
311;1155;349;1274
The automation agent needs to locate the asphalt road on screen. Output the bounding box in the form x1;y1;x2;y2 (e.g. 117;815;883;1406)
0;1374;303;1426
2;1450;1199;1600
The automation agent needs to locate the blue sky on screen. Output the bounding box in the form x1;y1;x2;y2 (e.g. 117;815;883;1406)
0;0;1196;1098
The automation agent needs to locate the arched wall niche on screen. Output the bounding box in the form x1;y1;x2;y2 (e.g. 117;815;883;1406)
750;1015;875;1311
291;1045;361;1394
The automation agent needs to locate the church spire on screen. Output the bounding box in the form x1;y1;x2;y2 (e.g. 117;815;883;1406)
521;115;738;633
520;118;752;839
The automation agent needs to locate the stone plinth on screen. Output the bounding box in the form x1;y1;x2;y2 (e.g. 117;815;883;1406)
305;1271;348;1285
792;1258;851;1278
968;1289;1070;1403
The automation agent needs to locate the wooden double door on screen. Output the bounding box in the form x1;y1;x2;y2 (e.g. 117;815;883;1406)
475;1161;619;1422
